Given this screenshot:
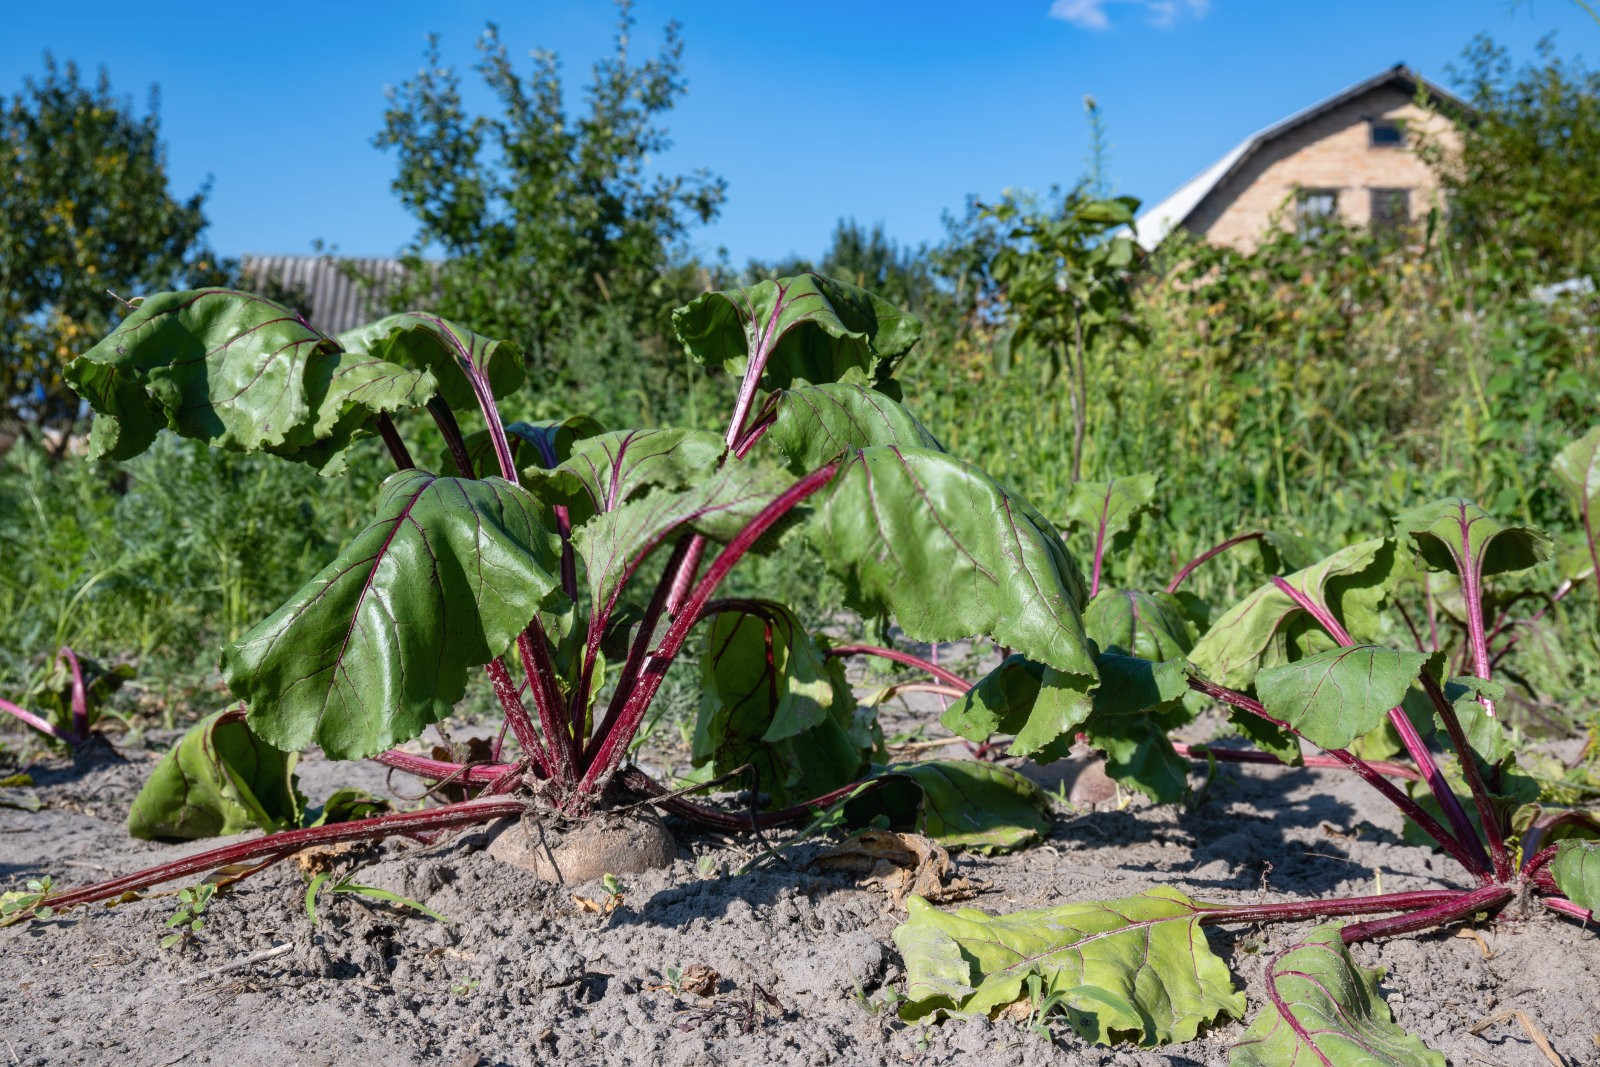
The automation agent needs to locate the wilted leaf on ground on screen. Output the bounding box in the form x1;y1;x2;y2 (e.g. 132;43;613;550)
127;708;302;840
849;760;1053;854
812;829;984;908
1230;924;1445;1066
894;886;1244;1045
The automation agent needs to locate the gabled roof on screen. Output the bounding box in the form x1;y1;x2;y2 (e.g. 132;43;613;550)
238;255;414;335
1132;64;1468;252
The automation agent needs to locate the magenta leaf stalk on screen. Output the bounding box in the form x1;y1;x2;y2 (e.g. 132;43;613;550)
1269;576;1489;874
1418;672;1510;881
578;462;841;795
375;413;414;470
0;697;70;743
1339;884;1513;944
1187;674;1490;878
1171;742;1422;781
1450;502;1497;717
57;646;88;740
1165;531;1265;593
823;644;973;691
40;796;526;913
1089;481;1114;598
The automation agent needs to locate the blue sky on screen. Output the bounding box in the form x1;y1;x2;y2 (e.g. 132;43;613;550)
4;1;1595;265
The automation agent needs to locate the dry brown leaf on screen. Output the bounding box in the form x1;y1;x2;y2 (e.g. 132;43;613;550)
294;842;362;875
571;892;620;915
679;964;719;997
812;829;987;908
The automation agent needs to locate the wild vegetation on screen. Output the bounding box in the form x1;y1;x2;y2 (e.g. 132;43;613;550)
2;8;1599;1061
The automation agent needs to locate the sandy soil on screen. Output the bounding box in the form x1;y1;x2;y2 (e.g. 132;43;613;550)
2;710;1598;1066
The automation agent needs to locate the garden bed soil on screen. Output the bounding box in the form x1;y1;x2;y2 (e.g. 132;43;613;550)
2;719;1598;1066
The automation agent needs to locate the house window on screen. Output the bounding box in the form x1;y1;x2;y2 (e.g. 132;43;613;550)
1296;189;1339;238
1370;119;1404;147
1370;188;1410;233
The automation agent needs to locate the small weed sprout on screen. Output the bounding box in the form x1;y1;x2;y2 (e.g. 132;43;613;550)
160;884;214;950
0;877;55;924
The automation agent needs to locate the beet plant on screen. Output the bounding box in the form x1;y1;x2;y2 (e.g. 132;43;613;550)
900;461;1600;1058
25;274;1087;912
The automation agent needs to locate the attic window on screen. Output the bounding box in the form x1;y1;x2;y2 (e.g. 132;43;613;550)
1370;119;1404;147
1296;189;1338;238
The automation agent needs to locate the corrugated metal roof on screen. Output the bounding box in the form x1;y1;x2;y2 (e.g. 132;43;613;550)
1132;65;1469;252
237;255;421;335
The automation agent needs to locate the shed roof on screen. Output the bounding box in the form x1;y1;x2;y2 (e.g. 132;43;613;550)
238;255;415;335
1131;65;1467;252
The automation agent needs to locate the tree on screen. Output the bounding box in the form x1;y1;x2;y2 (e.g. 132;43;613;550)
373;1;726;379
984;190;1143;482
1;56;215;454
1429;34;1600;279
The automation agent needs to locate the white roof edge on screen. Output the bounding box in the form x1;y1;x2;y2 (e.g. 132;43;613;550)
1129;65;1466;252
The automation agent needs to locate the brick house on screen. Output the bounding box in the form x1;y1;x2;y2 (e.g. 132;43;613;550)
1134;65;1467;252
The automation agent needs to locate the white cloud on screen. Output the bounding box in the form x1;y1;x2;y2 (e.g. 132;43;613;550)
1049;0;1209;31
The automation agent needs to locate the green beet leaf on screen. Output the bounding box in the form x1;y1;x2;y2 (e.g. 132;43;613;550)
894;886;1245;1045
1230;924;1444;1066
67;289;436;469
304;788;391;827
760;382;944;473
574;461;793;612
1060;473;1158;559
128;708;302;840
337;310;524;414
223;470;561;759
851;760;1053;853
1079;653;1193;803
1256;645;1426;751
940;655;1094;757
1553;426;1600;518
1082;589;1194;662
693;601;870;807
532;427;727;523
1190;538;1401;690
812;446;1096;683
672;272;921;390
1396;498;1551;580
1550;839;1600;913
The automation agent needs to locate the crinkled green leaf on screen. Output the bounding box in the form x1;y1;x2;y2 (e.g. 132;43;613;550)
894;886;1245;1045
1550;840;1600;913
574;460;793;612
222;470;561;759
1060;474;1158;555
1230;923;1444;1066
1082;589;1193;662
127;708;302;840
812;446;1097;683
692;601;869;807
1397;498;1551;579
337;311;523;413
68;289;436;468
672;272;921;389
939;655;1095;757
855;760;1053;853
760;382;944;473
447;415;606;477
532;427;727;523
1256;645;1426;751
1440;676;1512;764
1552;426;1600;525
1190;538;1401;690
1080;653;1192;803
